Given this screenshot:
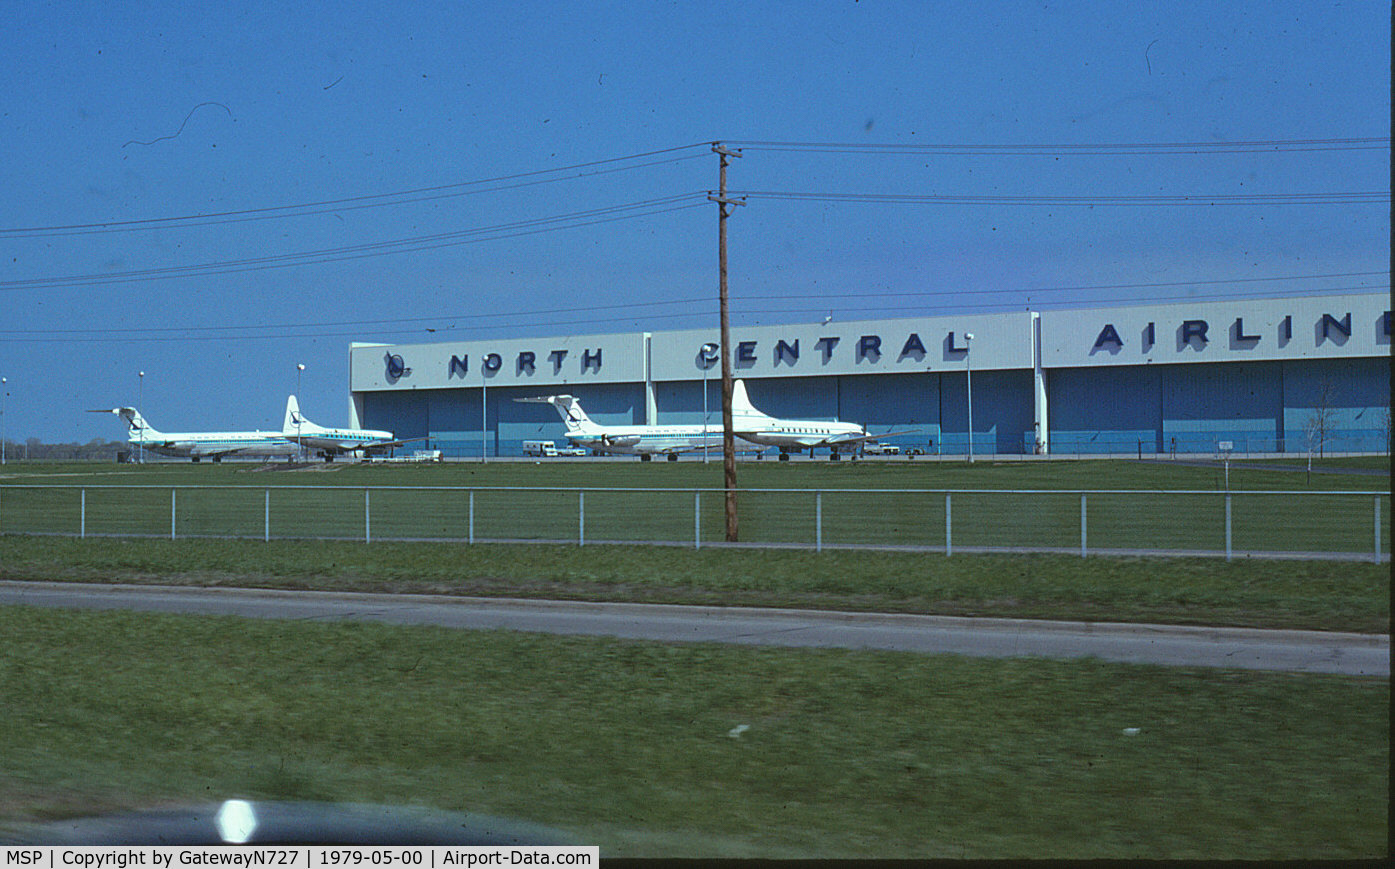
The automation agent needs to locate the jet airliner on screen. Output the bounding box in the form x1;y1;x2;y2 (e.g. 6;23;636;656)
92;408;296;462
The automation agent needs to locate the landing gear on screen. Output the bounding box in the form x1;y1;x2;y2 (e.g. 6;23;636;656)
778;450;791;462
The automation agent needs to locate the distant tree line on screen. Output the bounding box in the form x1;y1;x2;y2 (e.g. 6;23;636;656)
0;438;127;461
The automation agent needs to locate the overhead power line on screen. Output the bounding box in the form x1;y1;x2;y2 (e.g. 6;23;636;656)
0;143;712;238
3;137;1383;238
729;137;1391;155
0;194;709;291
1;283;1384;344
732;190;1390;206
0;273;1383;342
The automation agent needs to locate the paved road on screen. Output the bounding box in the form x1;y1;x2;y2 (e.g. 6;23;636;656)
0;581;1386;676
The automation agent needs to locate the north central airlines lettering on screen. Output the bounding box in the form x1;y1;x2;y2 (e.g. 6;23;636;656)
447;349;603;378
1090;310;1388;353
730;333;936;368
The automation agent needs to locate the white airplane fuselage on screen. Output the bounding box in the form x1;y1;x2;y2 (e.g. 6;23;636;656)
99;408;297;461
734;419;869;451
288;427;397;453
731;380;882;456
564;423;747;456
283;395;406;459
134;431;298;460
517;394;765;458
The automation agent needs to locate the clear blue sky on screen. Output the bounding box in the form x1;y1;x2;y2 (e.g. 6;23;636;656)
1;0;1388;442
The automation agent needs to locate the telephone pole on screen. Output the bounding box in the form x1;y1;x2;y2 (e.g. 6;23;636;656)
709;143;744;542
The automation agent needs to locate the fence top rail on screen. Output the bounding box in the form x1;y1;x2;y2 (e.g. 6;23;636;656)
0;484;1388;497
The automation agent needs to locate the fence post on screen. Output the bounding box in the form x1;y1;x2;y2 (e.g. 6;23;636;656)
1225;493;1232;561
816;491;823;552
694;490;701;550
264;489;270;542
364;488;371;544
469;490;475;544
579;490;585;546
1080;493;1087;558
80;488;85;539
171;488;177;540
945;493;952;556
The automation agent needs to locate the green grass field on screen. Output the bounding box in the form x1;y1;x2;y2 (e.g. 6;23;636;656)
0;459;1388;857
1;458;1389;556
1;458;1388;631
0;606;1386;859
1;454;1388;490
0;536;1388;632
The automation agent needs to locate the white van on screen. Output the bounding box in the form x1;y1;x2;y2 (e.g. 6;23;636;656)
522;440;559;457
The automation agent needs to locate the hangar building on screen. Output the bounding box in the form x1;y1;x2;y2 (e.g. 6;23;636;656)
348;292;1390;457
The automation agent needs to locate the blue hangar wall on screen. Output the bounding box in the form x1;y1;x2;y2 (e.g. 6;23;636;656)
349;293;1390;457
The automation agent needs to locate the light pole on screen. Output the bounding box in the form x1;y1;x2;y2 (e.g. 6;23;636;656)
296;363;305;462
964;333;974;464
138;371;145;464
1;376;7;466
480;357;489;464
700;342;718;464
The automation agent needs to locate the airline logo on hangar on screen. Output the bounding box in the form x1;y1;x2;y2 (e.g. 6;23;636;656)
698;331;972;370
1090;310;1391;354
446;348;604;378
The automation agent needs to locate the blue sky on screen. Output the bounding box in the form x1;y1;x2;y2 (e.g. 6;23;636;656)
1;0;1388;442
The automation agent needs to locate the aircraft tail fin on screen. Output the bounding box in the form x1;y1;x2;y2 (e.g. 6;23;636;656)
731;379;773;423
283;395;326;436
98;407;163;439
516;395;595;434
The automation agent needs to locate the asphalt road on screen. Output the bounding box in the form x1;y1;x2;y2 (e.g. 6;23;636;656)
0;581;1386;677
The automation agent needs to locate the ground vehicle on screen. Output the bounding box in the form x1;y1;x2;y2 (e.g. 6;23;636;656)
863;442;900;455
522;440;559;457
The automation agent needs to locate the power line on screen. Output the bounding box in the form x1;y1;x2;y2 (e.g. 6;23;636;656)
0;270;1380;336
0;194;709;291
729;137;1391;155
0;143;712;238
732;190;1389;206
4;137;1382;238
1;279;1383;343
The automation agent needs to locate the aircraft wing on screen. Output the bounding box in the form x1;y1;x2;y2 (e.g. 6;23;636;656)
295;435;430;453
187;443;271;460
823;429;919;447
347;435;430;452
645;439;767;456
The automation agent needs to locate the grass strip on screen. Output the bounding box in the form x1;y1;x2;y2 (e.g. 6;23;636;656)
0;606;1385;858
1;456;1388;491
0;536;1388;633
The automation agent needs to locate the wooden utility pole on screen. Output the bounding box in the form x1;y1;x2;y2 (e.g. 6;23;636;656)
709;143;744;541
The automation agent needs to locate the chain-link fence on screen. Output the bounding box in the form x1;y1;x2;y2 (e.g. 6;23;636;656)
0;485;1387;561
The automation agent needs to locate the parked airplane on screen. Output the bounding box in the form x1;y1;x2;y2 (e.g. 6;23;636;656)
732;379;909;460
516;394;766;460
91;407;297;462
282;395;417;460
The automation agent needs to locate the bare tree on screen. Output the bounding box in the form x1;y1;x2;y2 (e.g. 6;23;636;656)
1303;376;1339;458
